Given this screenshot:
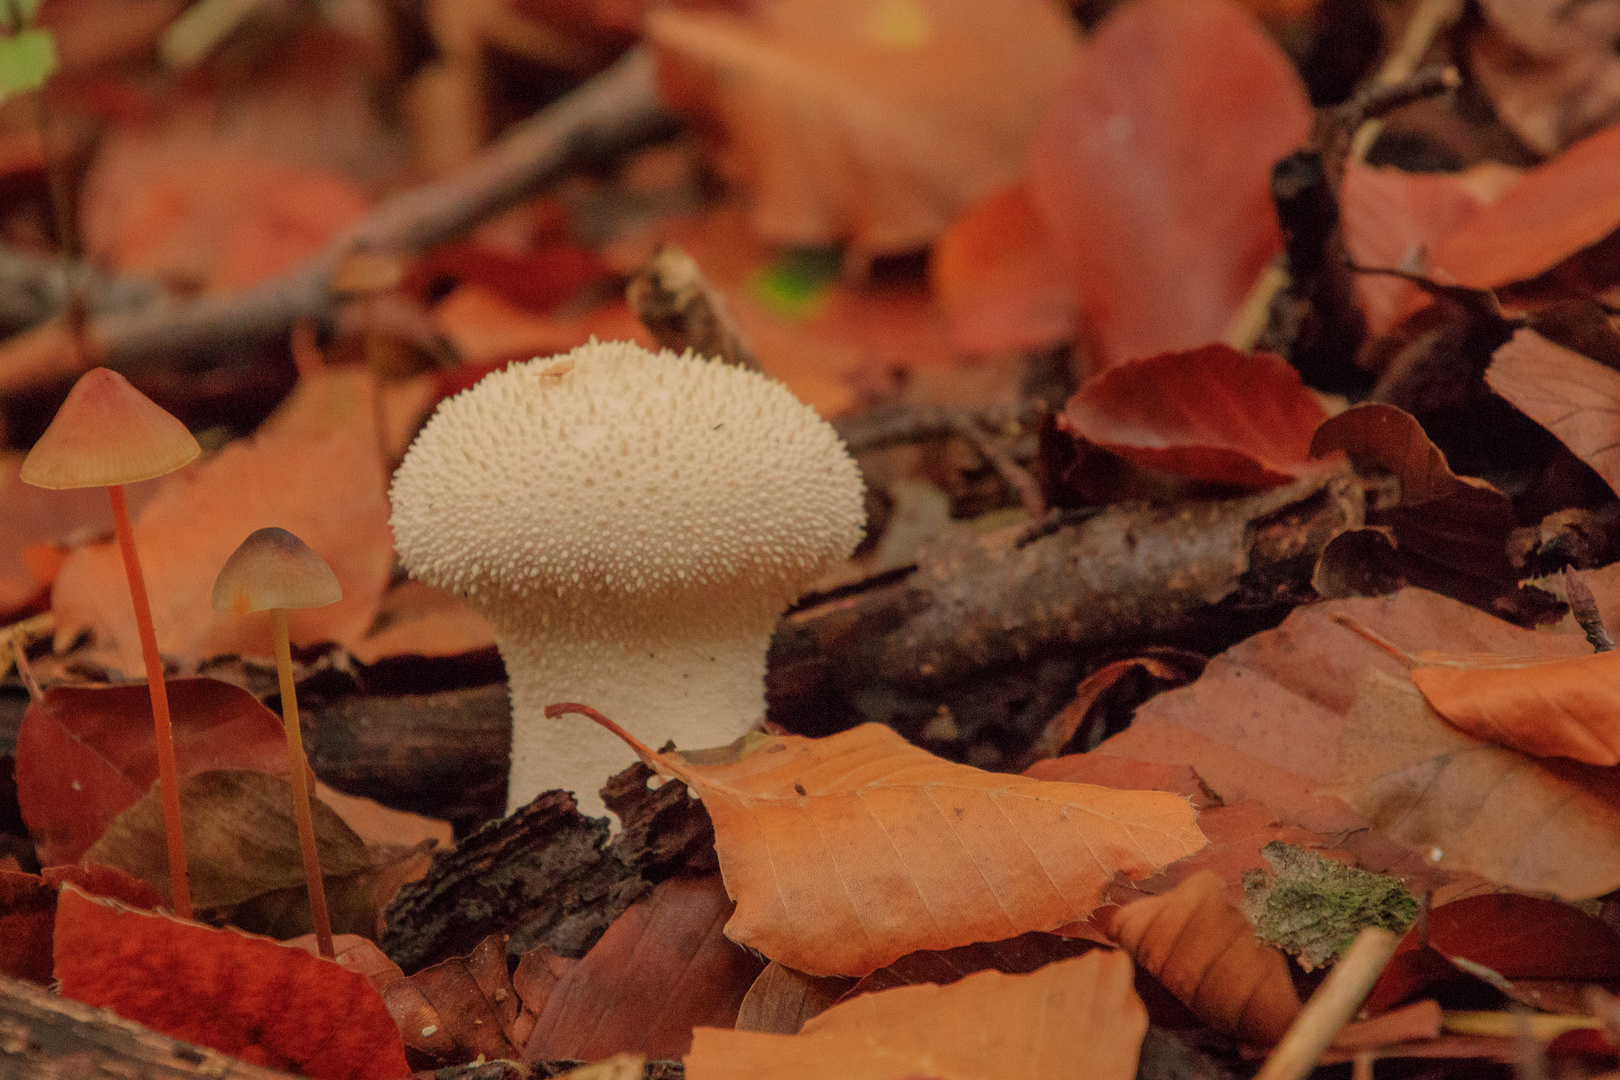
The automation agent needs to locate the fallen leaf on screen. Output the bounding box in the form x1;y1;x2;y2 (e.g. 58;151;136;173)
524;873;763;1061
512;946;579;1050
15;678;288;867
929;182;1074;353
648;0;1081;257
1021;753;1211;804
735;962;856;1035
685;950;1146;1080
0;863;166;983
50;417;393;674
1488;328;1620;497
1060;345;1329;488
1026;0;1311;368
1468;0;1620;156
1332;1000;1444;1049
86;768;414;939
571;709;1206;976
393;934;522;1067
1021;657;1191;767
1333;667;1620;899
1433;123;1620;289
1102;871;1300;1045
54;885;410;1080
346;580;497;665
1339;161;1518;338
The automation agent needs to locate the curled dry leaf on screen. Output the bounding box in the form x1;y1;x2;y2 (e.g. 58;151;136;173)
1488;328;1620;497
648;0;1080;257
54;885;410;1080
1333;668;1620;899
735;962;856;1036
524;874;763;1061
1061;345;1328;489
1434;123;1620;288
568;708;1206;976
51;415;393;675
387;934;522;1068
1100;870;1300;1045
686;951;1146;1080
16;678;288;867
1026;0;1310;368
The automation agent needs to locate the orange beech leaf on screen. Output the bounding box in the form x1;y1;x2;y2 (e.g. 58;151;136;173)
1060;345;1329;489
735;963;855;1036
1433;123;1620;288
1401;647;1620;765
0;863;163;983
1027;0;1310;369
1022;752;1210;803
1334;667;1620;899
1021;657;1190;767
647;0;1080;257
685;950;1146;1080
1488;328;1620;497
511;946;578;1051
1339;161;1519;337
930;182;1075;353
54;885;409;1080
524;874;763;1061
15;678;286;867
1099;871;1300;1045
50;413;393;675
564;707;1206;976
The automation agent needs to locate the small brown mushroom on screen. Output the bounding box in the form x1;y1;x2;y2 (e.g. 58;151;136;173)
213;526;342;958
22;368;200;918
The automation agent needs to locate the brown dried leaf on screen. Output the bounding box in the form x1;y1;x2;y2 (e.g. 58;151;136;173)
523;874;763;1061
398;935;522;1067
1100;871;1301;1045
575;712;1206;976
1488;328;1620;497
1333;667;1620;899
686;951;1146;1080
735;963;856;1036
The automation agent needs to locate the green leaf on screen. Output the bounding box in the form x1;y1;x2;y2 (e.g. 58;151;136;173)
748;246;841;318
0;27;55;97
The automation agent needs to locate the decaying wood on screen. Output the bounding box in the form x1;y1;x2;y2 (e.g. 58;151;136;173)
0;975;300;1080
380;763;715;974
626;245;760;370
1;47;677;386
767;461;1363;751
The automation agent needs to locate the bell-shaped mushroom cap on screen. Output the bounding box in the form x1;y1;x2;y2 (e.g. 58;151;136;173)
212;527;343;614
390;340;865;602
21;368;200;490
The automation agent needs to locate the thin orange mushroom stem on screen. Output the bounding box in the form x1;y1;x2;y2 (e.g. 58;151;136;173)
270;608;333;958
108;483;192;921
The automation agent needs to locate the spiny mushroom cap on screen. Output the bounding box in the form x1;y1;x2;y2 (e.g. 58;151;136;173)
21;368;200;490
212;527;342;614
389;340;865;602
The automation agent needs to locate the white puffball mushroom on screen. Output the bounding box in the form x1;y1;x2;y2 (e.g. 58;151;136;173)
389;340;865;818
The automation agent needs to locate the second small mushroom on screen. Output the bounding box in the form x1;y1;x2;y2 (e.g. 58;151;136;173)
213;526;342;958
389;340;865;818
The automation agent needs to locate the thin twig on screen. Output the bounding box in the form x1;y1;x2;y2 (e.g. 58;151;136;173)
1565;567;1614;652
1254;928;1402;1080
10;626;42;703
16;47;678;382
949;413;1045;520
831;401;1037;455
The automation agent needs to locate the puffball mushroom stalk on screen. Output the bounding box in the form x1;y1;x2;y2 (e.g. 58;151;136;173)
389;341;865;818
21;368;200;919
212;527;343;959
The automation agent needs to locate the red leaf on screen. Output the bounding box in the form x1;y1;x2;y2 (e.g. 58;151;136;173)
15;678;286;867
1027;0;1310;368
54;885;409;1080
930;183;1074;353
1060;345;1329;488
522;874;764;1061
1;863;165;984
1434;123;1620;288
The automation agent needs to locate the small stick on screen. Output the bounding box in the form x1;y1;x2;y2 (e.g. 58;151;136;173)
628;244;760;371
1564;567;1614;652
1253;928;1401;1080
950;414;1046;520
9;626;42;703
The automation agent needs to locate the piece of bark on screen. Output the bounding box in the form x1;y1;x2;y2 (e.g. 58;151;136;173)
380;764;715;975
626;245;759;370
0;973;301;1079
5;48;677;386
